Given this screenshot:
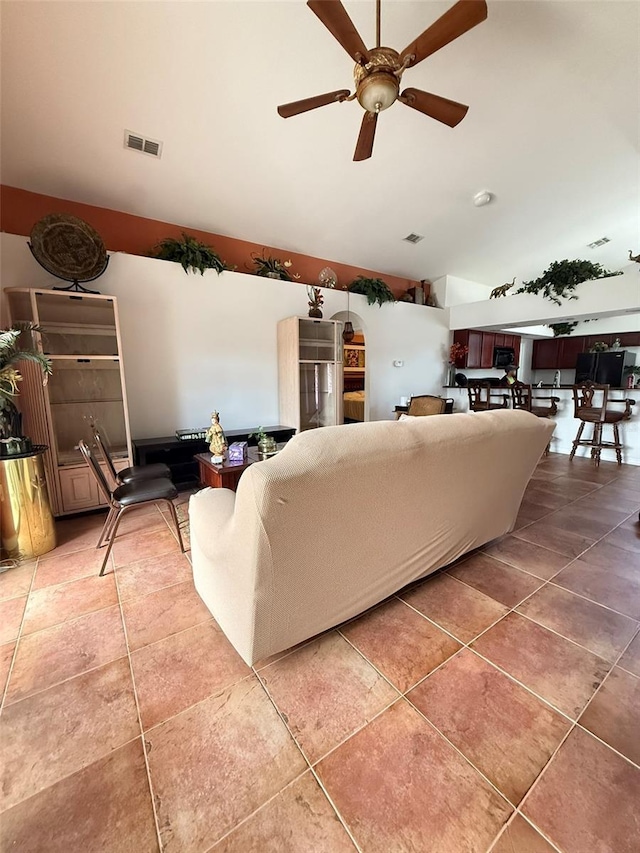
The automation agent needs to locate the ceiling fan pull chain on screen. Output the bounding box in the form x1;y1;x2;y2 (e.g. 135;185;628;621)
376;0;381;49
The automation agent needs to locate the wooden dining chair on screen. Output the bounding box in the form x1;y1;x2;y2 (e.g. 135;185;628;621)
467;382;508;412
570;384;635;466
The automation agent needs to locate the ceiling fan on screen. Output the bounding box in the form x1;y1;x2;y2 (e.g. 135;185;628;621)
277;0;487;161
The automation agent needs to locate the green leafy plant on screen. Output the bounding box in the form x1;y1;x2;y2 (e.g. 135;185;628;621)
248;426;270;443
251;251;299;281
0;324;52;439
152;233;228;275
348;276;396;307
514;260;622;306
548;322;578;337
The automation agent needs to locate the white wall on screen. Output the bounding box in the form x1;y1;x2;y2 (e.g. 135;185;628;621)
1;234;451;438
431;275;493;308
449;267;640;331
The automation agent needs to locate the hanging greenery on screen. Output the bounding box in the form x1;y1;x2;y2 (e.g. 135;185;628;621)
348;276;396;307
251;251;300;281
548;322;578;337
514;259;622;306
152;233;229;275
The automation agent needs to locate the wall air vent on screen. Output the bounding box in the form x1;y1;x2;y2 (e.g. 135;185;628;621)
403;233;424;244
124;130;163;158
587;236;610;249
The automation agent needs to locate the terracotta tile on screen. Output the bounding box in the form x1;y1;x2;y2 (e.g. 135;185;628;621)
408;650;570;805
579;667;640;765
512;521;595;559
491;814;557;853
0;595;26;644
522;487;570;511
523;727;640;853
618;631;640;677
471;612;609;718
543;504;628;539
483;536;572;580
122;580;211;651
517;584;638;662
116;551;193;601
210;772;355;852
45;512;108;557
562;467;619;486
132;620;250;730
146;676;306;852
577;539;640;577
574;489;640;515
401;572;509;643
531;477;598;499
0;640;16;695
115;506;168;536
259;631;397;763
0;561;35;601
34;547;107;589
514;500;553;523
0;658;138;810
552;560;640;620
22;572;118;635
316;700;512;853
605;523;640;554
0;739;159;853
111;526;182;567
5;605;126;704
449;553;543;608
340;598;461;692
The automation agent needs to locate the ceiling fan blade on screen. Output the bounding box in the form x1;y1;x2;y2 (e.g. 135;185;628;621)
400;88;469;127
353;111;377;161
277;89;351;118
307;0;370;64
400;0;487;67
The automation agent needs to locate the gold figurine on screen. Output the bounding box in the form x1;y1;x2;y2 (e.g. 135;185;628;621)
206;411;227;463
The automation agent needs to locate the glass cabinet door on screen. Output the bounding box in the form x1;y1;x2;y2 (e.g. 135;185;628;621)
298;319;339;362
35;293;119;356
298;363;337;430
47;360;128;465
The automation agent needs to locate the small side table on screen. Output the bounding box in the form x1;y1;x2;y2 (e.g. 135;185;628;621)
0;445;56;560
195;449;260;491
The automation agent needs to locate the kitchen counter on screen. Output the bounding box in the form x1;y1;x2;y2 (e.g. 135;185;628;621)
443;385;639;465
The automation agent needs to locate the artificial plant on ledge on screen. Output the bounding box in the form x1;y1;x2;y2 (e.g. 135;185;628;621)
514;259;622;306
152;233;229;275
250;251;300;281
348;276;396;307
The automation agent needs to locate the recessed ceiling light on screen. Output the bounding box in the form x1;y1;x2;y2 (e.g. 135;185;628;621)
586;236;610;249
402;233;424;244
473;191;492;207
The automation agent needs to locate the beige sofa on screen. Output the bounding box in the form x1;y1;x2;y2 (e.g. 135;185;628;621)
189;410;554;665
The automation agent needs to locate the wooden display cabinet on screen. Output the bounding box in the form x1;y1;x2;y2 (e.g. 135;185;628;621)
6;288;132;515
277;317;343;431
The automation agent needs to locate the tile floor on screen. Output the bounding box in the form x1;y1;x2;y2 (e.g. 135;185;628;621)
1;453;639;852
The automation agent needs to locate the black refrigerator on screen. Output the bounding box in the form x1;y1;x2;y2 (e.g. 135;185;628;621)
575;350;636;387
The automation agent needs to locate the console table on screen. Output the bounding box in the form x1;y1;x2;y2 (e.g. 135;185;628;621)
133;426;296;489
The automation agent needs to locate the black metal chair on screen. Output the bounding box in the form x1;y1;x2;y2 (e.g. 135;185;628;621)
92;425;171;486
79;440;185;575
570;384;635;466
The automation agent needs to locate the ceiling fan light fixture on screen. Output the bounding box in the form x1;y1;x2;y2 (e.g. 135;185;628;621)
356;72;398;113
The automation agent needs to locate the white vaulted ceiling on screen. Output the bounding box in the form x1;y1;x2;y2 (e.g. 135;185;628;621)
1;1;638;286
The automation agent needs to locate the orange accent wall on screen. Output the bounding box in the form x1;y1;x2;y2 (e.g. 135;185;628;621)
0;185;418;297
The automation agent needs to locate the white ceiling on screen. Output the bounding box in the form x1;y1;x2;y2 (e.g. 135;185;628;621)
1;1;638;287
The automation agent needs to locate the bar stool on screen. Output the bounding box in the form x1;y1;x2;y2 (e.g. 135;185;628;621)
570;384;635;466
511;383;559;454
467;381;508;412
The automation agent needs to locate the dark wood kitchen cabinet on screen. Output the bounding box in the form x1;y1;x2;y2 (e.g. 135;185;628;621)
453;329;522;369
532;331;640;370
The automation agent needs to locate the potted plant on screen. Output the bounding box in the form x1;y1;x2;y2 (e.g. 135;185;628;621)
249;426;278;458
514;259;622;306
348;276;395;307
152;233;229;275
251;251;299;281
307;286;324;318
1;324;52;454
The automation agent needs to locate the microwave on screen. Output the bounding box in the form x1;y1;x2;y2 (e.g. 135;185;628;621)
493;346;515;368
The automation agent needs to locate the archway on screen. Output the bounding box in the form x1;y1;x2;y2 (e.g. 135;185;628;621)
331;310;369;423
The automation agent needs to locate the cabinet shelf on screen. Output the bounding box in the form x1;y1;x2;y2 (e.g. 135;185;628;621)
45;355;121;362
50;398;124;406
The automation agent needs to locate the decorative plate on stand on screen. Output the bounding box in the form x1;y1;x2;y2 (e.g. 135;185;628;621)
29;213;109;292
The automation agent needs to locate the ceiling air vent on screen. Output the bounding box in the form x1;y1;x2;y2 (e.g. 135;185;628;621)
587;236;610;249
124;130;163;158
403;233;424;244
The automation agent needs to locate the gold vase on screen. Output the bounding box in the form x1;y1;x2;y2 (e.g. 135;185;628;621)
0;451;56;560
